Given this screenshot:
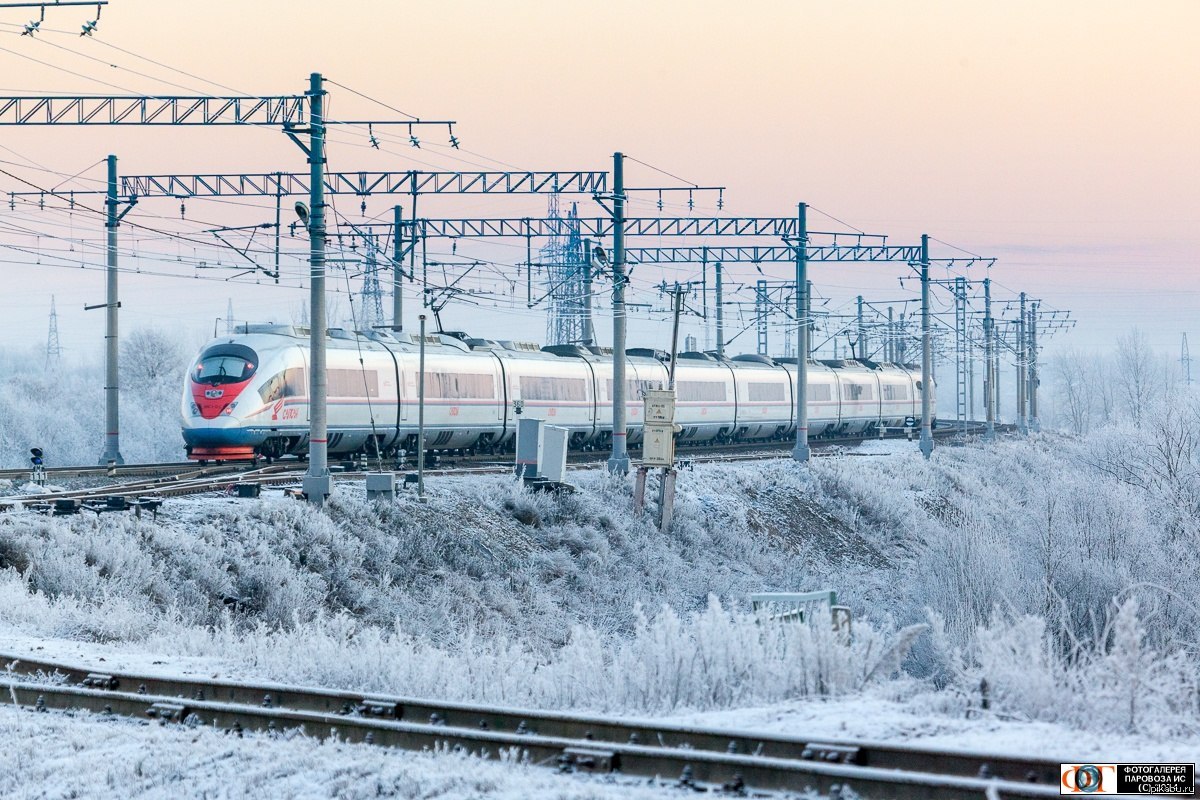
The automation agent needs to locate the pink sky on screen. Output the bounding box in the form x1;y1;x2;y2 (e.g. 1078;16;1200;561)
0;0;1195;362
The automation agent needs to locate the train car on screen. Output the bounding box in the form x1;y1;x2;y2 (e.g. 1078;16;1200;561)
181;324;934;461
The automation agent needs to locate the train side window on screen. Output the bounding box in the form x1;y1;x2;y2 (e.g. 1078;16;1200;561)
424;371;496;399
677;381;727;402
882;384;910;401
842;383;873;401
604;379;663;400
259;368;307;402
522;376;587;401
747;382;786;402
806;384;832;402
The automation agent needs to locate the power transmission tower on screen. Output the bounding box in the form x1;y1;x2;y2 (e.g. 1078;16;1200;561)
542;196;586;345
359;233;385;331
1182;333;1191;386
45;295;62;367
755;279;770;355
225;298;235;335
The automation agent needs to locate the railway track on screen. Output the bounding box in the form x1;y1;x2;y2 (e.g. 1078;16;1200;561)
0;423;1008;510
2;653;1063;798
0;459;250;482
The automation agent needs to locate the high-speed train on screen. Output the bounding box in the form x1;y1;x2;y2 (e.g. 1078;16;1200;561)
181;324;935;462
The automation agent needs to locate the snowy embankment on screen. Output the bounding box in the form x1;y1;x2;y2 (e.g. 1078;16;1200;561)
3;414;1200;795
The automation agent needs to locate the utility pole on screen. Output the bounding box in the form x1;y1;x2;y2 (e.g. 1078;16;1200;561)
1017;292;1028;435
792;202;811;462
392;204;404;330
1028;301;1039;432
99;154;123;465
607;151;630;474
302;72;332;505
714;260;724;357
919;234;934;459
983;278;995;442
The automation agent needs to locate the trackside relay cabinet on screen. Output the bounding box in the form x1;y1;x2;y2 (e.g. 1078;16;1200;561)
642;389;679;467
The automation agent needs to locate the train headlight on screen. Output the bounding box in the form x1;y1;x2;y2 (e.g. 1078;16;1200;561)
221;402;238;417
191;403;201;416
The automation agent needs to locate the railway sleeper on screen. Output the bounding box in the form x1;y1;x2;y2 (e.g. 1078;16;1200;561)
557;747;617;774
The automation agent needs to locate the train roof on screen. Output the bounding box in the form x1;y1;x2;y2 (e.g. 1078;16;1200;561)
213;324;919;373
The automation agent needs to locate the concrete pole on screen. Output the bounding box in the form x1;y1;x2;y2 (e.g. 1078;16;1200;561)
607;151;630;474
919;234;934;459
983;278;995;442
303;72;332;505
1028;301;1040;432
1017;292;1028;434
714;260;724;357
417;314;427;500
792;202;811;462
392;204;404;330
98;154;123;465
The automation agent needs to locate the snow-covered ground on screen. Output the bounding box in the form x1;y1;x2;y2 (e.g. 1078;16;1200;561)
3;406;1200;797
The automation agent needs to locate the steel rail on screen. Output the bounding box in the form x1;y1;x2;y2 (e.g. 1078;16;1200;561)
0;460;251;482
1;674;1060;799
1;652;1061;785
0;424;1014;509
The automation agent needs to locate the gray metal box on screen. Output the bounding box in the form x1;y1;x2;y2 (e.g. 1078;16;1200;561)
538;425;570;482
515;417;542;478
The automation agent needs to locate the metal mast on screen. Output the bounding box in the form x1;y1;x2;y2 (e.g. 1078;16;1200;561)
792;202;811;462
607;151;630;474
1028;301;1039;432
919;234;934;459
1017;291;1028;434
302;72;332;505
99;154;123;465
983;278;995;442
954;276;968;435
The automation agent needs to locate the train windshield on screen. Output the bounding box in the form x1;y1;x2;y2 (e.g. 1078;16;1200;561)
192;344;258;386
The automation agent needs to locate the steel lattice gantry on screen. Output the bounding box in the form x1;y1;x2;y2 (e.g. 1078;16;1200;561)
119;171;608;198
0;82;454;500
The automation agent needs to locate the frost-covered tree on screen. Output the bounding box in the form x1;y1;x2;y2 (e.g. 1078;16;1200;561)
121;328;185;390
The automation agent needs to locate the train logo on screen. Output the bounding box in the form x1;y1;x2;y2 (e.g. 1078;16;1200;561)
204;389;224;399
